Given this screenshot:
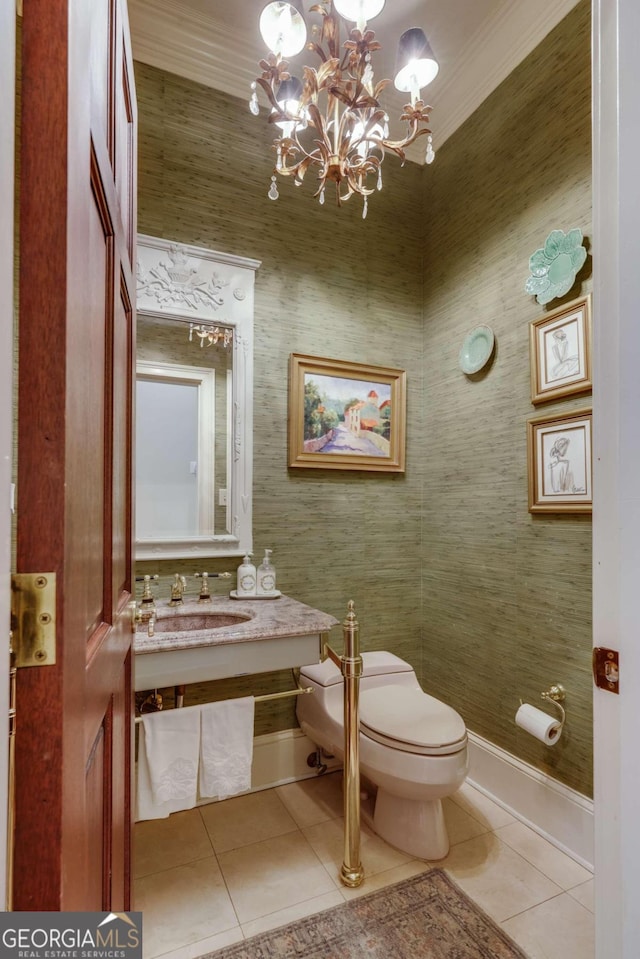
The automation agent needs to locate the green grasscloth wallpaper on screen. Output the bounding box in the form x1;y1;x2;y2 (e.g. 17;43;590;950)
419;1;592;794
135;0;593;796
135;55;427;738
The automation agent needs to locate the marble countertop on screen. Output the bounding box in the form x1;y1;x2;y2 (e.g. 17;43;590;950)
133;594;339;655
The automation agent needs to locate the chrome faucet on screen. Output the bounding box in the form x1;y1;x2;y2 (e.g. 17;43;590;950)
194;571;232;602
169;573;187;606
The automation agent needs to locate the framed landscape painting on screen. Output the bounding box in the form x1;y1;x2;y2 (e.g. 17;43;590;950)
529;294;592;404
288;353;406;472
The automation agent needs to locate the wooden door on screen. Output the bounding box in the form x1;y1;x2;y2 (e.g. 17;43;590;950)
14;0;137;910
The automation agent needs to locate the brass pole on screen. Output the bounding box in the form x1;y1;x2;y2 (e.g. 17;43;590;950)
6;661;16;910
340;600;364;887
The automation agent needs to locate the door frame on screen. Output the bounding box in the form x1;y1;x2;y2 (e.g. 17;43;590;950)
0;0;16;912
592;0;640;955
1;0;638;941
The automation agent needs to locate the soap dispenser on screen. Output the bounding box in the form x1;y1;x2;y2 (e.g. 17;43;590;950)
257;549;276;595
236;553;256;596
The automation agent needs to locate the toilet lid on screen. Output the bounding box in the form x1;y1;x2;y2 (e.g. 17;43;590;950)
360;686;467;756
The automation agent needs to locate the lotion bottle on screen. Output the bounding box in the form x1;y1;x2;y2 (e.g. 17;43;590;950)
256;549;276;595
236;553;256;596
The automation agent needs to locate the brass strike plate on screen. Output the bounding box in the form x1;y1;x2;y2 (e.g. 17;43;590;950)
593;647;619;693
11;573;57;667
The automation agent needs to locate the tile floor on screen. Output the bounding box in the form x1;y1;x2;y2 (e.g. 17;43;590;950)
134;773;594;959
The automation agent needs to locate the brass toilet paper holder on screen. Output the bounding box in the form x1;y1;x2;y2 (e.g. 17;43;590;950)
540;683;566;730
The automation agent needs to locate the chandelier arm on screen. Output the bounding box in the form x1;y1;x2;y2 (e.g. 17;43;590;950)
291;154;316;182
315;57;341;87
337;108;356;158
302;64;320;102
349;152;381;176
328;85;356;108
382;125;430;152
306;42;330;63
362;107;388;133
275;137;324;173
306;102;333;153
256;77;287;113
275;120;335;171
321;4;342;60
278;134;330;180
346;170;375;196
372;78;391;99
351;92;381;110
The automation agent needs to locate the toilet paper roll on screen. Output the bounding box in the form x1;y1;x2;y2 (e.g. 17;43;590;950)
515;703;562;746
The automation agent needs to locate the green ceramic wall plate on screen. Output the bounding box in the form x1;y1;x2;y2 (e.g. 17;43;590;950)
459;325;495;375
525;228;587;305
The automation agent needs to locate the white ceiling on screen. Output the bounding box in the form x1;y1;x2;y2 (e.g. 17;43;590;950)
128;0;580;160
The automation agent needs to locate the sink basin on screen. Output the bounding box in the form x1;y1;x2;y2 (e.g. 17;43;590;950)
133;594;338;691
151;612;253;633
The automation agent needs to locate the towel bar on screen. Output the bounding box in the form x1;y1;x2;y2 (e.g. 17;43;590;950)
134;684;313;723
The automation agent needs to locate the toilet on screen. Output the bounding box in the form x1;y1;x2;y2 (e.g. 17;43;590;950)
297;650;468;860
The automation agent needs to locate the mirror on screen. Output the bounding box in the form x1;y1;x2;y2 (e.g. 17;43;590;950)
135;234;260;560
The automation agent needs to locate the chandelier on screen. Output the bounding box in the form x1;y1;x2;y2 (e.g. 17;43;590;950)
249;0;438;217
188;324;233;348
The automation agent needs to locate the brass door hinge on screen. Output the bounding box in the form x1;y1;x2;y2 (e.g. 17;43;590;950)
10;573;57;667
593;647;619;693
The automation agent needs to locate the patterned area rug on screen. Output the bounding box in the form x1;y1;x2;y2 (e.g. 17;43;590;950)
201;869;529;959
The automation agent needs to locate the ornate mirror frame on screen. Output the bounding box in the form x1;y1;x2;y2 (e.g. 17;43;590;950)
135;233;260;560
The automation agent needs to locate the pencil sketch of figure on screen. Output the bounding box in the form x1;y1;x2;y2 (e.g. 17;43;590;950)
548;436;576;493
550;328;579;380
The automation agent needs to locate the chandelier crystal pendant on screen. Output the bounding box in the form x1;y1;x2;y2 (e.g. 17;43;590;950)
252;0;438;217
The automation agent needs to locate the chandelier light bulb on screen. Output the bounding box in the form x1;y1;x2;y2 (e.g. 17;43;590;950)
332;0;385;32
394;28;439;102
273;76;304;133
259;0;307;57
350;115;385;161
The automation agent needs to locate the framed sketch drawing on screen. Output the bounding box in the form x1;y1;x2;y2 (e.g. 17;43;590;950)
527;408;592;513
288;353;406;472
529;294;592;404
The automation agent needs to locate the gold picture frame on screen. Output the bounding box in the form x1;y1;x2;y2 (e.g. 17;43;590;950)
527;408;592;513
288;353;406;472
529;294;592;405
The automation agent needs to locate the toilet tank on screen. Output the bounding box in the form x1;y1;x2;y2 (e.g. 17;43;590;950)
299;651;420;701
297;652;421;757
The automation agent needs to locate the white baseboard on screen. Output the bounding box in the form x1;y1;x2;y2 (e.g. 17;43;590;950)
466;731;594;871
191;728;341;812
248;730;594;872
250;728;341;790
138;726;594;871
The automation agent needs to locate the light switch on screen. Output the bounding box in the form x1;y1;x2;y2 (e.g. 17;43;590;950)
219;488;227;506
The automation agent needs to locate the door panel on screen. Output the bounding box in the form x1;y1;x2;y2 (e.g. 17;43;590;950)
112;280;134;601
85;723;107;909
15;0;136;910
115;58;135;258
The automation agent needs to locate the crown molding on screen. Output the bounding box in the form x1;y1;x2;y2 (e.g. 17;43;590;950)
129;0;582;164
129;0;261;103
432;0;582;151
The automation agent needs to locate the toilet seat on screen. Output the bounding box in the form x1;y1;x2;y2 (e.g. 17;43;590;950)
360;686;467;756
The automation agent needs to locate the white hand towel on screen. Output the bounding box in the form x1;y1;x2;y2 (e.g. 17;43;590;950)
199;697;255;800
136;705;201;821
